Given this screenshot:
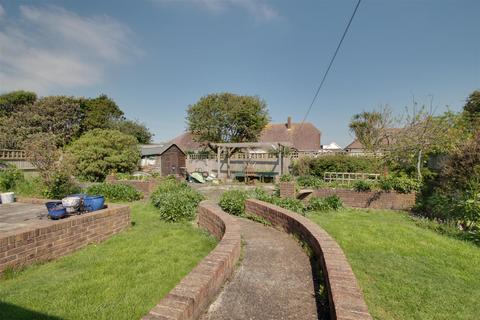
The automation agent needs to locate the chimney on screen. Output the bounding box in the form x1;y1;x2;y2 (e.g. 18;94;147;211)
287;116;292;129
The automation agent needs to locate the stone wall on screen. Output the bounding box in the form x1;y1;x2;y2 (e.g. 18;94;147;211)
245;199;372;320
312;188;416;210
0;200;131;273
143;201;241;320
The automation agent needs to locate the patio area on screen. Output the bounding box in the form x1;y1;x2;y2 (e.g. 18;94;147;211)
0;202;50;235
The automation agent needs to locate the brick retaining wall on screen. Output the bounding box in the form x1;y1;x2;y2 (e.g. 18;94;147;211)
0;199;131;273
106;175;159;197
246;199;372;320
312;188;416;210
142;201;241;320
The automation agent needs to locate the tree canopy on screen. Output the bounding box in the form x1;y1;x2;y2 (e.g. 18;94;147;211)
0;90;37;117
112;119;153;144
186;93;269;151
66;129;140;182
80;94;124;132
349;106;393;153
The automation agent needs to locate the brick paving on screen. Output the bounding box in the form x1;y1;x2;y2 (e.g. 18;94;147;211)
201;218;322;320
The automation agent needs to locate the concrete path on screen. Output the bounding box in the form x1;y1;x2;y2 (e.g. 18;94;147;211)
201;218;323;320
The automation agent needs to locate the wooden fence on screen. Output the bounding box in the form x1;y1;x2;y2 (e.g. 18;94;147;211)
0;149;27;160
323;172;380;185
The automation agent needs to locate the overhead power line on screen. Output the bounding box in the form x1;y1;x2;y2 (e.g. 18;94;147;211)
299;0;363;127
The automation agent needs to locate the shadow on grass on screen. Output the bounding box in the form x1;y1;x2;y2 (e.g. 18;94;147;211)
0;302;63;320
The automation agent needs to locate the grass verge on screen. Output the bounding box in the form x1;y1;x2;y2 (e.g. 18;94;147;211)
0;202;217;320
308;208;480;320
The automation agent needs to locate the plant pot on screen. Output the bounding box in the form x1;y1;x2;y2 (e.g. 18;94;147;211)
0;192;15;204
84;195;105;212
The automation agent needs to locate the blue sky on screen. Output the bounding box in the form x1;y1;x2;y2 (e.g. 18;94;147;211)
0;0;479;146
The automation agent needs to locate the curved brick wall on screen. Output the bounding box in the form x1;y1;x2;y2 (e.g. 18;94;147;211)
142;201;241;320
246;199;372;320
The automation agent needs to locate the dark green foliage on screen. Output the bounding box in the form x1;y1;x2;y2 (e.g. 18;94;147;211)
187;93;269;150
151;178;204;222
0;165;24;192
80;94;124;132
279;174;293;182
273;197;305;214
379;175;420;194
308;195;344;212
112;119;153;144
0;90;37;117
42;171;80;199
86;183;142;202
66;129;140;182
292;154;383;178
353;180;372;192
219;189;249;216
296;175;324;188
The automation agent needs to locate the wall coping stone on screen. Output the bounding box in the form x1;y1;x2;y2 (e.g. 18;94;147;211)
142;200;241;320
245;199;372;320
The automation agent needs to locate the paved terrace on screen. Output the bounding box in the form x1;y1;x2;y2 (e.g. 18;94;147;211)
0;203;50;235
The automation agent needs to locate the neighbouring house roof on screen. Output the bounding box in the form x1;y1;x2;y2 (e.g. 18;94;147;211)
140;143;184;157
322;141;342;150
169;118;322;152
344;139;364;150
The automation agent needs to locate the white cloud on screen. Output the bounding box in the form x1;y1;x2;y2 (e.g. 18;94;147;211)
0;4;5;19
0;5;138;94
155;0;279;21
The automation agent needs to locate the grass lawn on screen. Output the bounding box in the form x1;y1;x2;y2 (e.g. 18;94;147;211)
308;208;480;320
0;202;217;320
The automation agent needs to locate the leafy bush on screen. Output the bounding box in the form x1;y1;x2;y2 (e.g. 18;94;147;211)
272;197;305;214
219;190;249;216
42;171;80;199
279;174;293;182
151;178;204;222
307;195;343;212
292;154;383;177
0;165;23;192
353;180;372;192
13;177;45;197
379;176;419;193
86;183;142;202
66;129;140;182
296;175;324;188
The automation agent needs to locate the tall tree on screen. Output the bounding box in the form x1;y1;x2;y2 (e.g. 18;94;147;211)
0;90;37;117
80;94;124;132
349;106;394;154
463;90;480;132
187;93;269;150
112;119;153;144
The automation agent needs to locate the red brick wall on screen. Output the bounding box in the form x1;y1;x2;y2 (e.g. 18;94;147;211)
245;199;372;320
143;201;241;320
106;175;159;197
311;188;416;210
0;201;130;273
279;182;296;198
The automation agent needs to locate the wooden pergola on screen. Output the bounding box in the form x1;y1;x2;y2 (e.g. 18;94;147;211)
210;142;292;180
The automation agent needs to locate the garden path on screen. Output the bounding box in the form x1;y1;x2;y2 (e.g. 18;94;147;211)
200;218;323;320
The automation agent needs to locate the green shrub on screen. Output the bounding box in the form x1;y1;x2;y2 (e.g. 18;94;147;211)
42;171;80;199
307;195;343;212
13;177;45;197
272;197;305;214
86;183;142;202
66;129;140;182
151;178;204;222
0;165;23;191
219;190;249;216
292;154;383;177
296;175;324;188
379;176;419;193
279;174;293;182
353;180;372;192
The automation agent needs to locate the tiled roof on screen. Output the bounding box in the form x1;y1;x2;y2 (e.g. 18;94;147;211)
141;143;184;156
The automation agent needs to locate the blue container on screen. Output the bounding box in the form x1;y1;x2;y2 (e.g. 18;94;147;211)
84;195;105;212
47;205;67;220
45;201;62;210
